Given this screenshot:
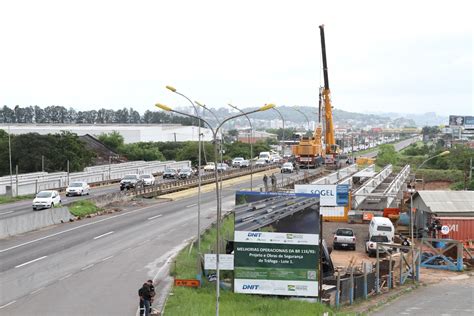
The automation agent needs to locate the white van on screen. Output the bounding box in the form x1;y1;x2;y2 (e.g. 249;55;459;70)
368;217;395;242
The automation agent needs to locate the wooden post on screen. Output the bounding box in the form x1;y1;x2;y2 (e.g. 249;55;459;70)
388;253;392;289
376;244;380;294
399;252;403;285
350;267;354;305
336;272;340;308
363;271;368;300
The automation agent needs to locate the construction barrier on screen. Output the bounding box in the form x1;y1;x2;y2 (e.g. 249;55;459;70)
0;207;72;239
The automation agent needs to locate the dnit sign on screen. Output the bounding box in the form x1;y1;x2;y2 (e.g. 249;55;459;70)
441;225;450;235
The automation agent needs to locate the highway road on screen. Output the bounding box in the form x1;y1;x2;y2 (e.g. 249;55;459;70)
0;168;309;315
359;136;419;158
0;166;274;219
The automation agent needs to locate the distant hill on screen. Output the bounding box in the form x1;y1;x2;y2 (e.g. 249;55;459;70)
365;111;447;127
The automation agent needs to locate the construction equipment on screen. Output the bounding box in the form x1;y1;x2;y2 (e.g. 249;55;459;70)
319;24;341;164
292;24;340;168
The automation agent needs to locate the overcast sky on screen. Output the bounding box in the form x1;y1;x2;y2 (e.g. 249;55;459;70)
0;0;472;116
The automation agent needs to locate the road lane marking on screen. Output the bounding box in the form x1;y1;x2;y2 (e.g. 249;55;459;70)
138;239;151;246
93;231;114;240
0;300;16;309
186;203;197;208
81;264;94;271
147;214;162;220
0;203;162;253
0;211;14;215
30;287;45;295
59;274;73;281
101;256;114;262
15;256;47;268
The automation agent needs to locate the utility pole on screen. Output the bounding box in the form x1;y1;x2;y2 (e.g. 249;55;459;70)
41;155;45;172
67;160;70;186
15;165;19;197
8;126;13;197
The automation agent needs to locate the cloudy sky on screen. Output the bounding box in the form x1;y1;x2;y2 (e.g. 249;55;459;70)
0;0;472;116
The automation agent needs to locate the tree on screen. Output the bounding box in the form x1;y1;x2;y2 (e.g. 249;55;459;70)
120;143;165;161
376;144;398;166
98;131;124;152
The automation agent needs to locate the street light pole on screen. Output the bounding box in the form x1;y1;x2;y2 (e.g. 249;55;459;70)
228;104;254;191
272;107;285;158
166;86;203;252
195;102;225;208
8;125;13;197
155;102;275;316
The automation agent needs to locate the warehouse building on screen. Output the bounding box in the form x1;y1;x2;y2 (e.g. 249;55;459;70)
0;124;213;143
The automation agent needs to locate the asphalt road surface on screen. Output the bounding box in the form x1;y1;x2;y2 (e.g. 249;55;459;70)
371;276;474;315
361;137;419;158
0;169;306;315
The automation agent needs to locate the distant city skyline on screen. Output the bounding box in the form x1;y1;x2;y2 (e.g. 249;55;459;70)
0;1;471;116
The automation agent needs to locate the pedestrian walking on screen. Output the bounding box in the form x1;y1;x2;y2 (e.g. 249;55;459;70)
138;282;152;316
147;279;156;314
271;173;277;192
263;174;269;192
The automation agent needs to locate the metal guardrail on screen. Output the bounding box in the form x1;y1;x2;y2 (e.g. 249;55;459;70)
111;164;282;200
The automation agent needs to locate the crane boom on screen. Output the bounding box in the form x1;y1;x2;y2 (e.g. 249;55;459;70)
319;24;338;157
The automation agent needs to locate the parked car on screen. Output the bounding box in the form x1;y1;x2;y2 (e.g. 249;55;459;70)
281;162;294;173
203;162;215;172
140;174;156;186
333;228;356;250
255;158;267;166
216;163;230;172
33;190;61;210
271;156;282;163
369;217;395;242
162;168;179;179
366;235;390;257
232;157;250;168
120;174;144;190
178;167;194;179
66;181;90;196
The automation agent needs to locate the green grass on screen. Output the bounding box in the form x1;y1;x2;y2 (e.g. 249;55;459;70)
165;216;333;315
0;194;35;204
68;200;101;217
165;286;333;316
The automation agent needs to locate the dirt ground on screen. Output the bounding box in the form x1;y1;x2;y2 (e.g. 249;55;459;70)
421;181;452;190
322;221;375;268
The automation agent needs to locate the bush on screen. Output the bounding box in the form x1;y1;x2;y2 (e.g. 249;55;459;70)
69;200;101;217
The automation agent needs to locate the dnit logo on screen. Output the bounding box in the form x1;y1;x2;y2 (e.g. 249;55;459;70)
247;232;262;238
242;284;260;290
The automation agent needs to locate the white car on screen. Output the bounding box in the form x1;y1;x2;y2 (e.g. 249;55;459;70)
255;158;267;166
281;162;294;173
366;235;390;257
204;162;215;172
232;157;250;168
66;181;90;196
140;174;156;186
216;163;230;172
33;190;61;210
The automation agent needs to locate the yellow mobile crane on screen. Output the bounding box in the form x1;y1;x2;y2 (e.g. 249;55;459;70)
292;24;339;168
319;24;340;164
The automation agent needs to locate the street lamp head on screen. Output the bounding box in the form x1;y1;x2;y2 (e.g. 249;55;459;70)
259;103;275;111
439;151;450;157
165;85;177;92
195;101;206;108
155;103;172;112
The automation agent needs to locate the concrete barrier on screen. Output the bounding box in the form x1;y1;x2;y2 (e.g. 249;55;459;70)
0;207;72;239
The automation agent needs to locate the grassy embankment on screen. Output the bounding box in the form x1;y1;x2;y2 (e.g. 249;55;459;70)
69;200;101;217
165;216;333;316
0;194;34;204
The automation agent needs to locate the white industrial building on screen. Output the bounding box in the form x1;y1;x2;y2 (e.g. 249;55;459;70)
0;124;213;143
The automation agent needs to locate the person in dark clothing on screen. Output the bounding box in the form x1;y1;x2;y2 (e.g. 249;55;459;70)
263;174;269;192
147;280;156;314
138;282;152;316
270;173;277;192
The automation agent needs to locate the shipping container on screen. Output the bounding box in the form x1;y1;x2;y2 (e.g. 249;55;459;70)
436;217;474;243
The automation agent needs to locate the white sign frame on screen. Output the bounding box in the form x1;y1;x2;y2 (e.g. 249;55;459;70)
204;254;234;270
